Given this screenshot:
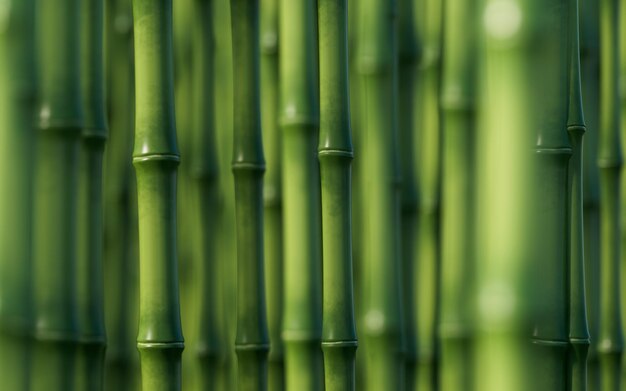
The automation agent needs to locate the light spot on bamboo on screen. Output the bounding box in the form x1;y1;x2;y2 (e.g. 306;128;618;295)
483;0;522;40
478;281;516;326
0;1;10;34
365;310;385;333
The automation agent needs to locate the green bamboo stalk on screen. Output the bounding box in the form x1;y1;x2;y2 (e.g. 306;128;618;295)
357;0;404;389
131;0;184;389
598;0;623;389
439;0;477;389
103;1;139;389
189;1;225;389
260;0;284;388
230;0;270;388
318;0;358;389
76;0;107;388
568;0;591;389
32;0;83;388
579;0;601;387
0;1;37;389
279;0;323;389
413;0;442;387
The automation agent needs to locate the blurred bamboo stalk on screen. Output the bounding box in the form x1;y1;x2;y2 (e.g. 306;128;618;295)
279;0;323;389
76;0;107;388
439;0;477;389
318;0;358;388
230;0;270;388
260;0;284;388
598;0;624;389
131;0;185;389
0;0;37;389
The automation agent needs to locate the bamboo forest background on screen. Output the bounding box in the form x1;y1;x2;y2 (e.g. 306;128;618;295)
0;0;621;390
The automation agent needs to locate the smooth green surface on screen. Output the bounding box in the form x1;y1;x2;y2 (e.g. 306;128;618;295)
318;0;358;389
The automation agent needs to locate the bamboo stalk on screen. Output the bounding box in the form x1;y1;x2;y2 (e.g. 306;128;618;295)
567;0;591;389
260;0;284;388
357;0;404;389
598;0;623;389
32;0;83;388
76;0;107;388
189;1;225;389
318;0;358;389
279;0;323;389
230;0;270;388
0;0;37;389
131;0;184;389
439;0;477;389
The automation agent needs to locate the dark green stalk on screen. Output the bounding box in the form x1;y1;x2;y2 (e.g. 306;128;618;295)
598;0;623;389
279;0;323;389
439;0;477;389
413;0;442;387
357;0;404;389
567;0;590;389
131;1;184;389
230;0;270;388
103;1;139;389
190;1;224;389
260;0;284;388
0;1;36;389
76;0;107;388
318;0;358;389
32;0;83;388
579;0;600;387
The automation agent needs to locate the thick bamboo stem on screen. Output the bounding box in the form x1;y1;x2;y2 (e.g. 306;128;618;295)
439;0;477;389
567;0;591;389
76;0;107;388
357;0;404;389
318;0;358;389
598;0;623;389
260;0;284;388
32;0;83;388
230;0;270;388
131;1;184;389
279;0;323;389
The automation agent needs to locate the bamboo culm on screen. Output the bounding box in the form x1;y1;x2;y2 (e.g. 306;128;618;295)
567;0;591;389
598;0;623;389
230;0;270;388
357;0;405;389
131;0;184;389
279;0;324;389
190;0;225;389
318;0;358;389
76;0;108;388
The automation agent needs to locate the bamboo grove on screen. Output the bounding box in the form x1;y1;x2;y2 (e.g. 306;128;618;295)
0;0;624;390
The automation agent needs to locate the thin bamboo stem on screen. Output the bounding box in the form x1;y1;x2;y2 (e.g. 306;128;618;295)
357;0;404;389
131;0;184;389
279;0;323;389
598;0;623;389
318;0;358;389
230;0;270;388
76;0;107;388
260;0;284;388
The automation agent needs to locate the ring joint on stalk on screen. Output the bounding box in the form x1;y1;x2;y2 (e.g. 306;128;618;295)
137;341;185;350
234;342;271;352
566;124;586;135
132;153;181;165
531;337;570;347
318;149;353;159
534;147;573;156
321;340;358;348
231;162;266;172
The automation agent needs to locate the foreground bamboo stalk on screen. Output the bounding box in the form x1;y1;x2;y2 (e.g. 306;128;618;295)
190;1;225;389
32;0;83;388
76;0;107;388
567;0;590;389
131;0;184;389
357;0;404;388
318;0;358;389
439;0;477;388
279;0;323;389
0;1;37;389
260;0;284;388
230;0;270;388
598;0;623;389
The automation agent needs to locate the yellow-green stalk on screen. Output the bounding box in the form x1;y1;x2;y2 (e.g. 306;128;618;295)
131;0;185;389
